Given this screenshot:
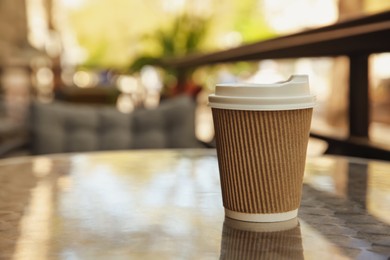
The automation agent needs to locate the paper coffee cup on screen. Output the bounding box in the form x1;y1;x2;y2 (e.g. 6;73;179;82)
209;75;315;222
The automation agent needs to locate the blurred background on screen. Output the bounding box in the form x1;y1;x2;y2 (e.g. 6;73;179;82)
0;0;389;157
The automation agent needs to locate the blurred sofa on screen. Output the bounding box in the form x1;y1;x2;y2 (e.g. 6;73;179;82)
30;95;203;155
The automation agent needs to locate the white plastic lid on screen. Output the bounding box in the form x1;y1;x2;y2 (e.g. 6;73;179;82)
208;75;316;111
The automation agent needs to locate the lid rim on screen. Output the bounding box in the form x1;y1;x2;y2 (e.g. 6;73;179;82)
208;102;316;111
209;94;315;100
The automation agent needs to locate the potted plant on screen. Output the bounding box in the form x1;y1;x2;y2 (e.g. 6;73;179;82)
128;13;209;99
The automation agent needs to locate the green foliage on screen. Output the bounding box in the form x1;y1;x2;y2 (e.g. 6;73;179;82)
128;56;161;73
68;0;164;69
232;0;276;42
129;13;209;73
67;0;277;69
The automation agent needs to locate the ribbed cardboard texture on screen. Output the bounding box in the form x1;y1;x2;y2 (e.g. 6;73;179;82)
212;108;313;214
220;220;304;260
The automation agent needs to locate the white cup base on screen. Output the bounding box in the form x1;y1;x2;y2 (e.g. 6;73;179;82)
224;216;299;232
225;208;298;223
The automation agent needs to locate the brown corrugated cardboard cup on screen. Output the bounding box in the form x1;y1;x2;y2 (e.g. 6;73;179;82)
209;75;315;222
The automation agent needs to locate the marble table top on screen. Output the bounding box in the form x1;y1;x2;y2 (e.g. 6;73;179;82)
0;149;389;259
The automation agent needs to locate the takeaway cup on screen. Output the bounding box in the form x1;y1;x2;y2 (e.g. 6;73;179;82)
209;75;315;222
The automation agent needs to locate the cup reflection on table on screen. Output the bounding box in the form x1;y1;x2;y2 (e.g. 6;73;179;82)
220;217;304;260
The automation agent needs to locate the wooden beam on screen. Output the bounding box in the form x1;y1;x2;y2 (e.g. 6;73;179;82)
162;20;390;69
348;54;369;138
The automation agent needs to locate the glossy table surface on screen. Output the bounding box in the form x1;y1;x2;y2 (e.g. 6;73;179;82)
0;149;389;259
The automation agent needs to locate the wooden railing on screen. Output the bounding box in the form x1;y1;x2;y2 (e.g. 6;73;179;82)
162;10;390;160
